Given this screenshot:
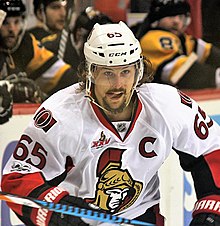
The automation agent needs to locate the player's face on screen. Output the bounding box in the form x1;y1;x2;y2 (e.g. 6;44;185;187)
0;17;23;49
158;14;188;36
93;64;136;114
45;1;67;33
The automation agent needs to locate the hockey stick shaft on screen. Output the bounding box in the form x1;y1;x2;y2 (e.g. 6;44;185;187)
58;0;75;59
0;191;154;226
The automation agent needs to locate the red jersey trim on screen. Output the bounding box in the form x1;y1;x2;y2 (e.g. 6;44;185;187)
91;95;142;142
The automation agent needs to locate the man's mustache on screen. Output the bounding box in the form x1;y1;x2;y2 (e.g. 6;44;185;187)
106;88;126;93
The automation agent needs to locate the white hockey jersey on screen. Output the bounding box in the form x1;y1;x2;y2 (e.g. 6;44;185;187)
2;83;220;225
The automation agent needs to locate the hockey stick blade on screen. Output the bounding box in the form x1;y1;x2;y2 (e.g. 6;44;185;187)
0;191;154;226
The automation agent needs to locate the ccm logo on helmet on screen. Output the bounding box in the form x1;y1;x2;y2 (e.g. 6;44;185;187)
109;52;127;57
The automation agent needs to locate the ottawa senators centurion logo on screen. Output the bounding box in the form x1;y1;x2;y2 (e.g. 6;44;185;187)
85;148;143;213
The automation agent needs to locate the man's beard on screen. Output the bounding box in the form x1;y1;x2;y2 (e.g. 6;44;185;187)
102;95;128;114
0;34;18;50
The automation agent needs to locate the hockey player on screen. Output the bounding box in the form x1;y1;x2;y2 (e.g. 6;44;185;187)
0;0;78;97
29;0;67;41
71;7;113;60
41;7;113;71
2;21;220;225
136;0;220;90
0;9;12;124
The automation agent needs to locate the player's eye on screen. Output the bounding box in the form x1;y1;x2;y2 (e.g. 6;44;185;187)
121;69;130;75
104;71;114;77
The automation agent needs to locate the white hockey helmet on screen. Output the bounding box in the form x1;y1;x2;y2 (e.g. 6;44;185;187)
84;21;142;66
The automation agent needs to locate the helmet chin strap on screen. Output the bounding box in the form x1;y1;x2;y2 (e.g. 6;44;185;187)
85;88;136;117
85;75;113;113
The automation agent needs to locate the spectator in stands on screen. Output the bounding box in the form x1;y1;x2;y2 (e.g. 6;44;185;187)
135;0;220;90
0;0;78;99
42;7;113;70
28;0;67;41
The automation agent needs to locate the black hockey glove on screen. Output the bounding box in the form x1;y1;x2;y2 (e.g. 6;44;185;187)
190;195;220;226
7;73;48;103
49;195;92;226
190;213;220;226
0;84;13;124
